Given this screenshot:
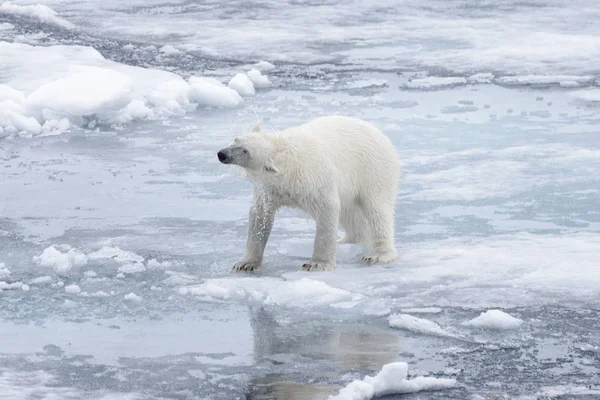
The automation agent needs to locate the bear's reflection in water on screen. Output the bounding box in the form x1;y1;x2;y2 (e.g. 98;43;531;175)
246;307;399;400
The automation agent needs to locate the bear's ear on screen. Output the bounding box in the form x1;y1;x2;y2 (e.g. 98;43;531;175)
251;122;261;133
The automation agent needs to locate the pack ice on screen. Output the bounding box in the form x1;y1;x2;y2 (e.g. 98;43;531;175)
0;42;272;137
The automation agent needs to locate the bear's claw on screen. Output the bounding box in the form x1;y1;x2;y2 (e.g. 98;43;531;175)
232;260;261;272
362;251;397;264
301;262;336;272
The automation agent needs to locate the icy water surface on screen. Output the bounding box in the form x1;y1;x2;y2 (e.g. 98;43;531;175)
1;1;600;399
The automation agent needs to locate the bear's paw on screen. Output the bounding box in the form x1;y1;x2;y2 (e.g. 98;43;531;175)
301;261;336;272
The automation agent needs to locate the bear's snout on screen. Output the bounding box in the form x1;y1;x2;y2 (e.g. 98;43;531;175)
217;150;231;164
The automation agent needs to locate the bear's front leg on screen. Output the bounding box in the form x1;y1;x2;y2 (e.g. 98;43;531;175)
233;191;277;272
302;198;339;272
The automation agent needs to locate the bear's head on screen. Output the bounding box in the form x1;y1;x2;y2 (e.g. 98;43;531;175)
217;124;279;174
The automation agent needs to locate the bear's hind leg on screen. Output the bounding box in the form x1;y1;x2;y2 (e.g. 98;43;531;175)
338;206;367;244
362;200;397;264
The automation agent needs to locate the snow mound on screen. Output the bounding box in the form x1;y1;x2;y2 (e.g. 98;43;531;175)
402;77;467;90
247;68;272;88
228;73;255;96
0;2;74;29
495;75;594;88
389;314;455;337
33;246;88;276
464;309;523;330
180;277;361;309
328;362;456;400
0;42;263;137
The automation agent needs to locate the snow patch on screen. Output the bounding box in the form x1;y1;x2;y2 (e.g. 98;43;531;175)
33;246;88;276
328;362;456;400
0;2;74;29
464;309;523;330
389;314;455;337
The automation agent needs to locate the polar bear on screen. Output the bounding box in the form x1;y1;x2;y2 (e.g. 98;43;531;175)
217;115;400;272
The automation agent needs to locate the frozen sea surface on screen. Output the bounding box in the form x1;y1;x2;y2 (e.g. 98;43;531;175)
1;1;600;399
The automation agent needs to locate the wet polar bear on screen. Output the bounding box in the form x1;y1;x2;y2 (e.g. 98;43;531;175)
217;115;400;272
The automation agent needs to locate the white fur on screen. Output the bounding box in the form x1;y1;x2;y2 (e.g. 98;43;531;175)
227;115;400;272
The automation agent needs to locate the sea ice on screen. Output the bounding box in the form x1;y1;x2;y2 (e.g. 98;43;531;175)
570;89;600;102
0;42;260;136
188;77;243;108
464;310;523;330
228;73;256;96
328;362;456;400
123;292;142;303
158;45;180;55
33;246;88;276
180;277;358;309
252;60;275;71
64;284;81;294
0;2;74;29
87;246;144;263
247;68;272;88
0;263;10;278
389;314;455;337
401;77;467;90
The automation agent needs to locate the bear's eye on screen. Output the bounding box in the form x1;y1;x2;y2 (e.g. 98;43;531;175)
242;149;249;154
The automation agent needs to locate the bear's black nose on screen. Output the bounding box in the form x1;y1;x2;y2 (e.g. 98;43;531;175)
217;150;229;163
